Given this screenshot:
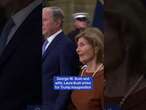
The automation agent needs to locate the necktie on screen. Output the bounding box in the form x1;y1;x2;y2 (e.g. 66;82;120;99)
0;18;15;55
42;40;48;55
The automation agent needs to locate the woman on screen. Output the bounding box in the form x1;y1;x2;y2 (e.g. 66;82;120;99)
104;0;146;110
68;27;104;110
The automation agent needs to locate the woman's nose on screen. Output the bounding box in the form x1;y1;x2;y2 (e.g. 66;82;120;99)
76;47;80;54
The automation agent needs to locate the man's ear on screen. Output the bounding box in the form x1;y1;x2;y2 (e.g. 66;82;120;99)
55;19;61;27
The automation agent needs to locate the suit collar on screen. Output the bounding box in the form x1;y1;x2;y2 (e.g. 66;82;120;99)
0;4;42;66
42;32;65;61
12;0;42;27
45;29;63;49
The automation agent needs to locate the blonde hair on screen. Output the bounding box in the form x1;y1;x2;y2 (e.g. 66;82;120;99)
76;27;104;63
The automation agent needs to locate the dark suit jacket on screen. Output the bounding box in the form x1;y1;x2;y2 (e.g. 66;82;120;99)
0;7;6;32
0;4;42;110
67;29;80;44
42;32;79;110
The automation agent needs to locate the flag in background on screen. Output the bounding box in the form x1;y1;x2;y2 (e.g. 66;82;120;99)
92;0;104;31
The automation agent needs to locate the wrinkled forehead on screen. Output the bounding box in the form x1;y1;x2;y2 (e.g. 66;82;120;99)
43;7;52;13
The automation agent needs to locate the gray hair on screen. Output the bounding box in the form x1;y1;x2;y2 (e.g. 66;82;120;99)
48;6;64;26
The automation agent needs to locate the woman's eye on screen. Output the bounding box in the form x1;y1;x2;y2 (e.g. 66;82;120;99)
80;43;86;47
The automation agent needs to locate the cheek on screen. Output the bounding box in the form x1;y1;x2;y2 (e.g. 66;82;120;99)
43;24;49;34
44;22;52;32
45;21;51;28
79;47;95;62
86;49;95;59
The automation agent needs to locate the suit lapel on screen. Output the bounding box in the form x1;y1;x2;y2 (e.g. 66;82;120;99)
42;32;64;62
0;4;42;66
0;26;23;66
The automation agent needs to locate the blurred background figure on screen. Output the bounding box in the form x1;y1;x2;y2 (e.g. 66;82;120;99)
67;12;90;44
68;27;104;110
92;0;104;30
0;0;42;110
104;0;146;110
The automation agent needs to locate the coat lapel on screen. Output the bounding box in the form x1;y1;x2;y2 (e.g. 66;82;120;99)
0;4;42;66
42;32;64;62
0;26;23;66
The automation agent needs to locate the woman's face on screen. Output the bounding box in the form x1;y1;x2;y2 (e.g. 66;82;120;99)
76;37;96;64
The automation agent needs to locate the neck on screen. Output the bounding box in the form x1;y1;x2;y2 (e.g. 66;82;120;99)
86;60;99;72
44;29;61;39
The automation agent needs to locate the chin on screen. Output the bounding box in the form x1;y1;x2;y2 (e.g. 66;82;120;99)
80;59;87;65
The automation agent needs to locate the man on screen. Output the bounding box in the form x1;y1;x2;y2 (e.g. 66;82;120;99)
0;0;42;110
42;7;79;110
67;12;90;44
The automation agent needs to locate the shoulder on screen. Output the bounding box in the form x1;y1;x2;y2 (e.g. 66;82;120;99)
59;32;75;47
94;70;104;81
94;64;104;78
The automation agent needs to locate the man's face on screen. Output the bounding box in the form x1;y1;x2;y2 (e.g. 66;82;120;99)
42;8;57;38
73;19;88;30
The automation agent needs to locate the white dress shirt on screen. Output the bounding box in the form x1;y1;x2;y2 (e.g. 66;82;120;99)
43;29;63;52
